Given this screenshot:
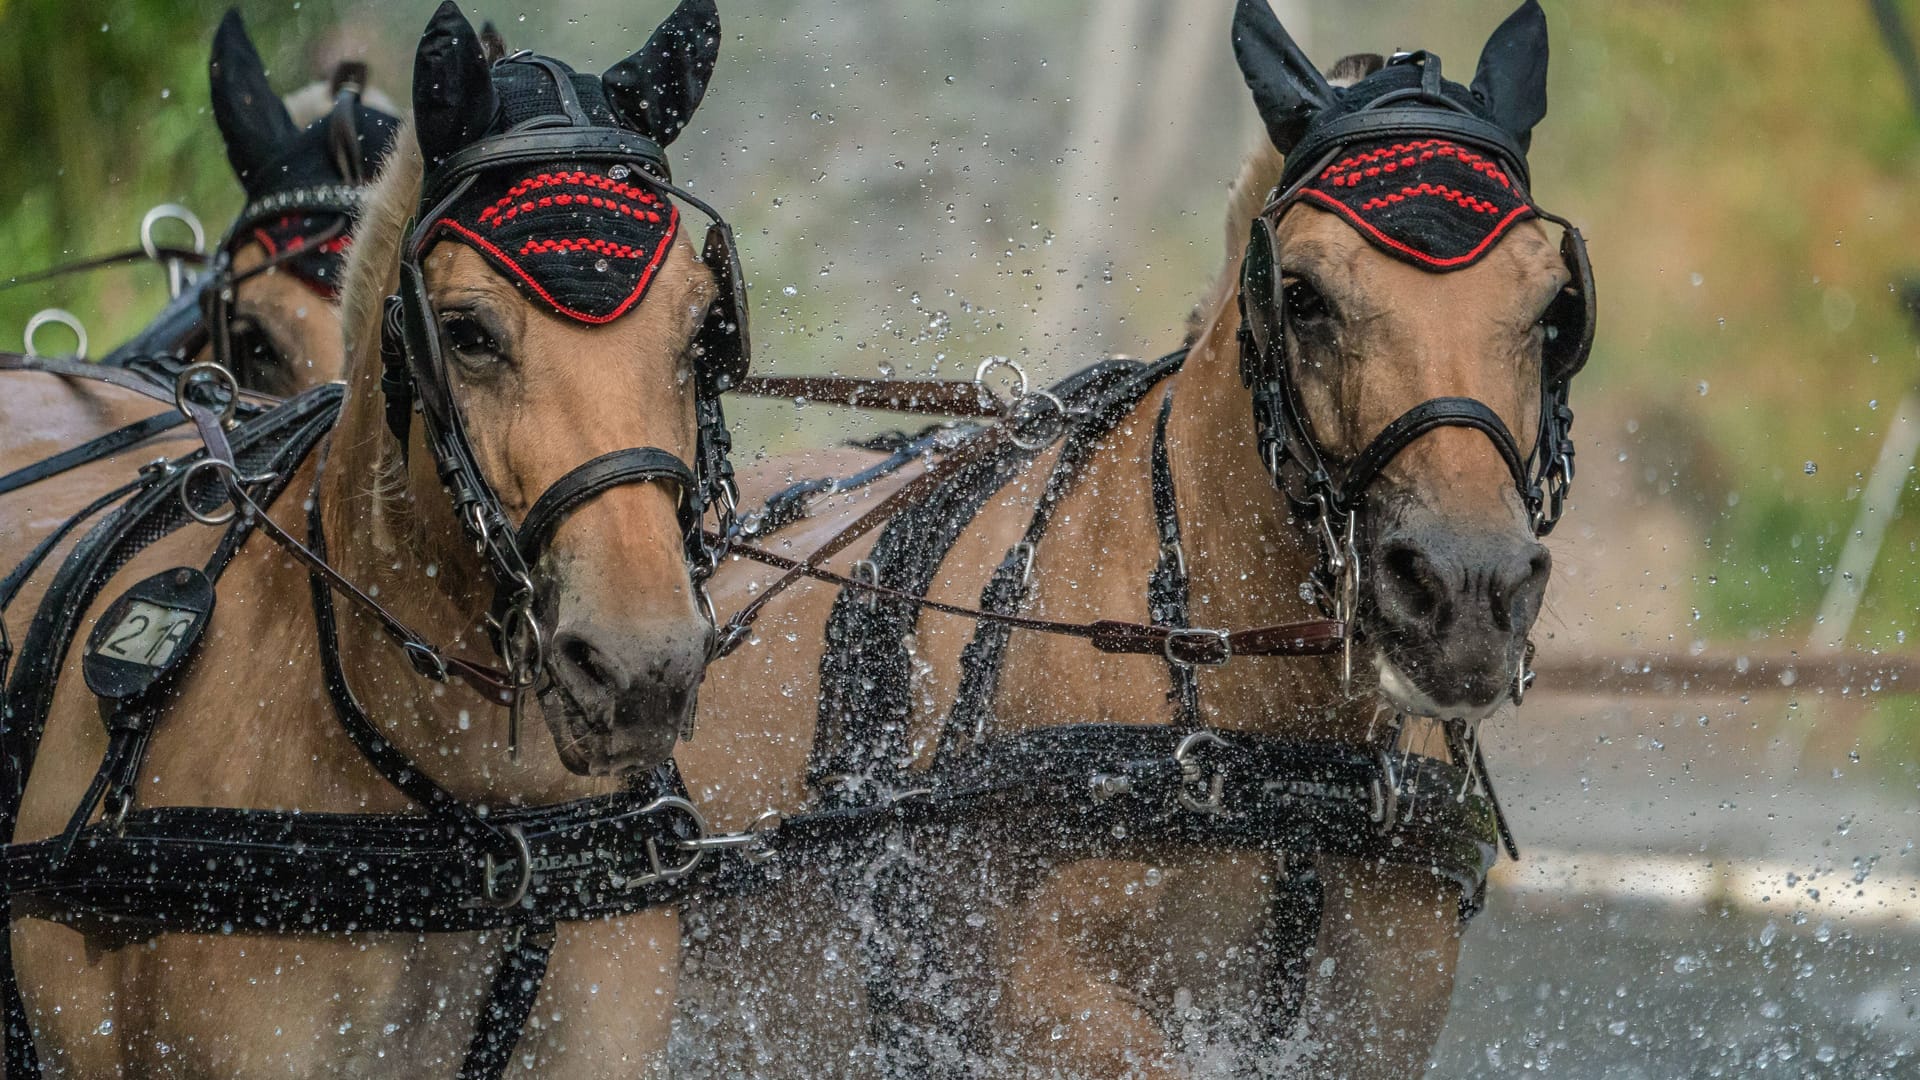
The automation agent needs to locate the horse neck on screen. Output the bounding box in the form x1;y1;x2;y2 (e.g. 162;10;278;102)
1158;299;1365;740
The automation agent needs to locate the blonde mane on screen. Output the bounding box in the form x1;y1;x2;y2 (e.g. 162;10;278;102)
283;79;401;127
333;120;423;523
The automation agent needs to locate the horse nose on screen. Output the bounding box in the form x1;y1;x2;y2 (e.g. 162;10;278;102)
1374;531;1550;637
546;620;710;758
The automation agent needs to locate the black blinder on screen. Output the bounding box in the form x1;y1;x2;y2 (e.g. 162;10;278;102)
694;219;750;391
1541;220;1595;385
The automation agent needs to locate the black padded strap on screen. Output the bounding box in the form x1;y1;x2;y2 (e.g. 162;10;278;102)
514;447;695;568
1146;392;1201;729
459;923;557;1080
1337;396;1530;512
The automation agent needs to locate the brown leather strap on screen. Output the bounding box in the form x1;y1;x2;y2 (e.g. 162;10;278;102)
0;352;281;411
713;424;1015;651
719;538;1344;661
731;374;1003;418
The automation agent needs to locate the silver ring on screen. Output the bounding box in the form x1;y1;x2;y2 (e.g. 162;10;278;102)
24;309;87;360
140;204;207;260
973;355;1029;410
173;361;238;425
179;458;238;526
499;602;547;689
1006;388;1068;451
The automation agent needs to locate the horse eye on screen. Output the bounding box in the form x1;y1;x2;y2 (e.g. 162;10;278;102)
229;321;285;377
1282;277;1332;327
441;313;501;363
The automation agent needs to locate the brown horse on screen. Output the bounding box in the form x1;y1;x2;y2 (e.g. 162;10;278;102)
4;1;727;1073
673;1;1582;1076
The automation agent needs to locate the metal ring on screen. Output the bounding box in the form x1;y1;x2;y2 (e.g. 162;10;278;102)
1006;388;1069;451
477;824;533;909
172;361;238;425
140;204;207;260
499;601;547;690
974;355;1030;410
24;309;87;360
179;458;238;526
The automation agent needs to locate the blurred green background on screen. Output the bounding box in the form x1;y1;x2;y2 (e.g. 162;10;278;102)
3;0;1918;659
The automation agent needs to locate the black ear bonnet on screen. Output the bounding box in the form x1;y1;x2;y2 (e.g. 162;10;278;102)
419;58;684;323
210;10;401;296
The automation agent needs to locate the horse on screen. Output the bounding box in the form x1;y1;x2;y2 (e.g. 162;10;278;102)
2;0;741;1074
15;10;405;398
673;0;1591;1076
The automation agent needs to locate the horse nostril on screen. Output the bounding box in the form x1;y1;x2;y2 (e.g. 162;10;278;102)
1491;546;1553;632
553;631;619;693
1376;539;1448;629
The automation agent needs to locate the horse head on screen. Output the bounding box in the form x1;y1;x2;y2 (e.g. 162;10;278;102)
1232;0;1592;720
337;0;734;777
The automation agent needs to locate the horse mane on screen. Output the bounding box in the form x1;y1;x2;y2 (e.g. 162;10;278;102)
333;119;423;525
1190;53;1387;342
282;79;401;128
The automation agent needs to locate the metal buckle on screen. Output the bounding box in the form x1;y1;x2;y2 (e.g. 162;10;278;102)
1368;746;1401;834
469;824;532;910
623;796;712;889
1174;730;1228;815
1162;626;1232;667
1011;540;1037;588
1511;638;1537;706
850;558;881;608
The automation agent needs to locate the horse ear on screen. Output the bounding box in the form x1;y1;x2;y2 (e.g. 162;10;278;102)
1470;0;1550;152
602;0;721;147
1232;0;1337;155
210;9;298;192
413;0;497;169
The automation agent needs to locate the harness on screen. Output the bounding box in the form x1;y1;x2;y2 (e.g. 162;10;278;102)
0;58;752;1078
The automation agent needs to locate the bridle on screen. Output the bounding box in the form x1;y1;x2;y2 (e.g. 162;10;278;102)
1236;60;1595;693
375;54;749;747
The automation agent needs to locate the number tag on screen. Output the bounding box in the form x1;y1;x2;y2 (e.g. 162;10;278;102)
83;568;216;702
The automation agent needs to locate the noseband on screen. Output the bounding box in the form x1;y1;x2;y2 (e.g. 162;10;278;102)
1237;73;1595;687
376;62;749;737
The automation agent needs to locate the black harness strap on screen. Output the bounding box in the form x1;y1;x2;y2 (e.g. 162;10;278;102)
1147;390;1201;730
807;358;1154;801
460;923;558;1080
937;355;1190;763
514;447;696;568
0;411;186;499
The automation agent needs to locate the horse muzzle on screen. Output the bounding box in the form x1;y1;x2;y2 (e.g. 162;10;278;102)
539;618;710;775
1363;513;1550;719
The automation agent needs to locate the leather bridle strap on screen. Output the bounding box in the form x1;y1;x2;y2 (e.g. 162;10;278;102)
1336;396;1532;513
514;447;696;569
0;246;208;293
174;397;518;706
0;352;276;411
731;374;1005;418
719;537;1345;661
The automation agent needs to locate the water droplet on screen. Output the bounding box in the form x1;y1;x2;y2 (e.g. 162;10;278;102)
1804;461;1818;475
